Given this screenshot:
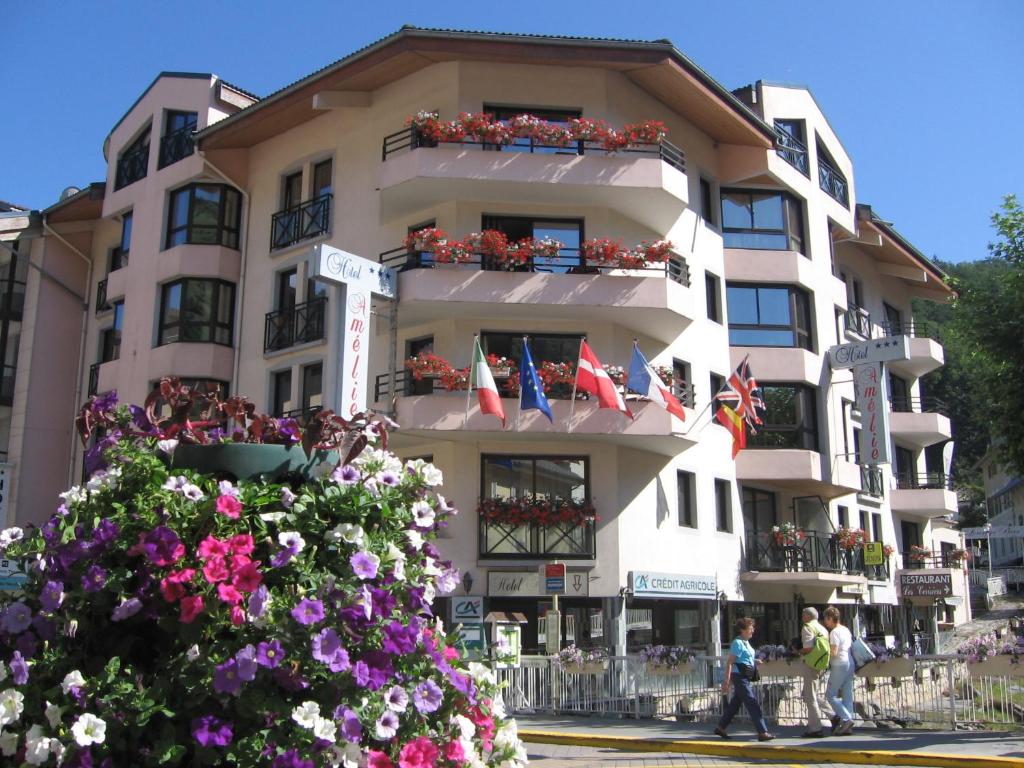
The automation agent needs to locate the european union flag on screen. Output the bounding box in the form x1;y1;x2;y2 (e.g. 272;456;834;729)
519;338;553;422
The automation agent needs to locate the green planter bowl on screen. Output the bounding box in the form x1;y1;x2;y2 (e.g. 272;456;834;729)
171;443;338;482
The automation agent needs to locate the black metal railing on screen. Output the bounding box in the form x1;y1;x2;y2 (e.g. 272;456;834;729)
865;558;891;582
158;125;195;169
890;396;948;415
114;146;148;190
745;530;866;575
879;320;938;340
845;305;871;337
381;126;687;173
264;298;327;353
480;518;595;559
0;363;15;406
895;471;952;491
671;382;697;409
277;405;323;424
901;550;967;570
819;156;849;207
775;127;809;176
96;279;111;314
270;194;332;251
860;466;885;498
88;363;101;397
378;246;690;286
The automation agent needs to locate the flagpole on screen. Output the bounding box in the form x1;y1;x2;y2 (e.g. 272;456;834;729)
568;337;583;433
464;335;476;426
516;336;526;432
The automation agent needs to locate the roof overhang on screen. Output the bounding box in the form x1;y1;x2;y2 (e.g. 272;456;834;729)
197;27;775;151
42;183;106;224
852;204;954;298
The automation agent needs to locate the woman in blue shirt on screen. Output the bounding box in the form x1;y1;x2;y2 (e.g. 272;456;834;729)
714;617;774;741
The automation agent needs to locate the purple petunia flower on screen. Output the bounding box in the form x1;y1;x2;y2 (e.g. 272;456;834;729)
40;580;65;612
384;684;409;712
291;598;325;626
378;470;401;487
15;632;37;659
192;715;233;747
272;750;313;768
214;659;242;696
374;710;399;740
311;628;351;673
140;526;185;567
111;597;143;622
350;551;380;580
10;650;29;684
413;680;443;713
448;669;477;704
256;639;284;669
331;464;361;485
336;707;362;741
236;645;258;682
382;620;418;655
1;602;33;634
82;565;107;593
248;584;270;618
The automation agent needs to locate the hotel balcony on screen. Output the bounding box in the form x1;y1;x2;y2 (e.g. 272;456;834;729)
379;248;693;344
264;298;327;354
741;530;876;589
378;128;688;231
373;371;695;456
480;518;595;561
890;472;958;518
882;322;944;378
736;445;862;499
888;396;952;448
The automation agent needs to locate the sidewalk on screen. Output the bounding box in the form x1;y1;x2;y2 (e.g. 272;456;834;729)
516;714;1024;767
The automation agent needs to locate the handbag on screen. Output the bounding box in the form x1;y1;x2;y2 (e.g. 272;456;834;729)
735;662;760;682
851;637;876;669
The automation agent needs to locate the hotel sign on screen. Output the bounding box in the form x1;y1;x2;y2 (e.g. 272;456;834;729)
487;570;589;597
828;336;910;369
854;363;891;465
898;572;953;598
629;571;717;600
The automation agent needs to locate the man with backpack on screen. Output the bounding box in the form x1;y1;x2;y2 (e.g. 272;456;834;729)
798;607;831;737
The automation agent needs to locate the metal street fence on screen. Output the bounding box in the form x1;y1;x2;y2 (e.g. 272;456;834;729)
495;655;1024;730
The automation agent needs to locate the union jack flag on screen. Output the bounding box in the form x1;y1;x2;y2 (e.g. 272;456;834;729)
714;357;766;434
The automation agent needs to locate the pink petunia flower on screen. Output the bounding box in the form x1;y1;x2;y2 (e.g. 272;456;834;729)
217;583;244;605
228;534;255;555
368;752;394;768
399;736;439;768
180;595;204;623
231;562;263;592
203;557;230;584
216;494;243;519
197;536;230;560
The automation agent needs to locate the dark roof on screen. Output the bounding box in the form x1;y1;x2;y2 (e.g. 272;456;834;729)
41;183;106;222
197;25;774;147
0;200;29;213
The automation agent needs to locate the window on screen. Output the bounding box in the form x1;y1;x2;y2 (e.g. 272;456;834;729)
816;141;849;207
481;331;582;399
483;105;582;154
705;272;721;323
741;486;775;535
405;336;435;396
100;301;124;362
115;127;150;190
699;178;717;226
841;399;852;458
481;214;583;272
883;302;903;335
312;159;333;199
158;111;197;168
837;505;848;529
749;384;819;450
301;362;323;412
482;454;588;502
271;369;292;416
889;373;910;410
872;513;883;543
677;470;696;528
166;184;242;249
282;172;303;211
111;212;132;272
860;510;869;533
726;283;813;349
672;358;693;407
277;268;298;310
158;279;235;346
774;119;809;176
715;478;732;532
721;189;804;252
710;372;724;402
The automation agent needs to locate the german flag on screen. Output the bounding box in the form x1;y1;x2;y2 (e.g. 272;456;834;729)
716;403;746;458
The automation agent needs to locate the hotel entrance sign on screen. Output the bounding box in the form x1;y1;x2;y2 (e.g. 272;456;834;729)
828;336;910;369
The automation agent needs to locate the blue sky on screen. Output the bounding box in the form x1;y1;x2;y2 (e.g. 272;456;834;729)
4;1;1021;263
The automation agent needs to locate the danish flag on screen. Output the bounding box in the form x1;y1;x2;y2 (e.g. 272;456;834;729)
575;340;632;419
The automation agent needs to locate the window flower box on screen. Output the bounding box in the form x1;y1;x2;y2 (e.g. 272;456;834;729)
561;661;608;675
856;657;914;679
644;661;694;677
756;659;803;678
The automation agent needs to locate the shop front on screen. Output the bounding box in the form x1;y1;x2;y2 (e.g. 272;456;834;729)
896;571;955;653
627;570;719;652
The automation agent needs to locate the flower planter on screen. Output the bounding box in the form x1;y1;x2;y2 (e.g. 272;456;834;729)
645;661;694;676
967;655;1024;678
856;657;914;679
562;661;608;675
172;443;337;482
489;367;512;378
756;659;803;678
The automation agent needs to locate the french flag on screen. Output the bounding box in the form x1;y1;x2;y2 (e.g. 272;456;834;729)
626;342;686;422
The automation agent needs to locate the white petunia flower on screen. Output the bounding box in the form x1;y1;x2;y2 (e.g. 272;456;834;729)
0;730;17;755
411;501;435;528
0;688;25;726
280;488;297;509
187;645;201;662
156;439;179;455
279;531;306;552
59;486;87;505
405;529;424;550
45;701;63;729
313;715;337;742
467;662;497;686
260;511;287;522
493;719;520;749
422;556;443;577
0;527;25;550
24;724;51;765
60;670;85;694
291;701;320;729
326;523;364;546
181;483;205;501
71;713;106;746
453;713;475;740
218;480;240;498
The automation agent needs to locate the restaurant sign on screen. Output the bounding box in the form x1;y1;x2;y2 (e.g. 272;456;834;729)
898;572;953;598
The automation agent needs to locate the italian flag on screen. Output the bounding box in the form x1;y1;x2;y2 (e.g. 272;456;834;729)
471;338;506;426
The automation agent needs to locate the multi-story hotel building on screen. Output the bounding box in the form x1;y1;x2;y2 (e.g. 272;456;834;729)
10;27;967;652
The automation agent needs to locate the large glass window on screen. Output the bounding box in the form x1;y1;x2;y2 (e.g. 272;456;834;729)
726;283;813;349
482;455;588;502
158;279;235;346
301;362;323;412
100;301;124;363
480;214;583;273
721;189;804;252
774;119;809;176
481;331;581;399
749;384;819;450
483;105;582;155
742;487;777;535
272;369;292;416
115;127;150;190
165;184;242;249
158;111;197;168
715;478;732;532
677;470;696;528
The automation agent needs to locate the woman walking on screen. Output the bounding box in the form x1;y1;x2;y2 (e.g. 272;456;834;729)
822;606;856;735
714;617;774;741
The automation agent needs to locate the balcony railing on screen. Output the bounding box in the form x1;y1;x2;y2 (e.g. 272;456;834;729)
114;146;148;190
745;530;866;576
844;305;871;338
88;363;101;397
382;126;686;173
775;127;809;176
890;396;948;415
277;405;323;424
158;125;195;169
378;246;690;286
880;320;938;340
895;471;952;491
901;550;966;570
818;156;849;207
270;194;332;251
0;363;15;406
96;279;111;314
860;466;884;498
264;298;327;353
480;517;595;559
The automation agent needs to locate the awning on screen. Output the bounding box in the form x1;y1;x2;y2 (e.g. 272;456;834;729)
484;612;528;624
